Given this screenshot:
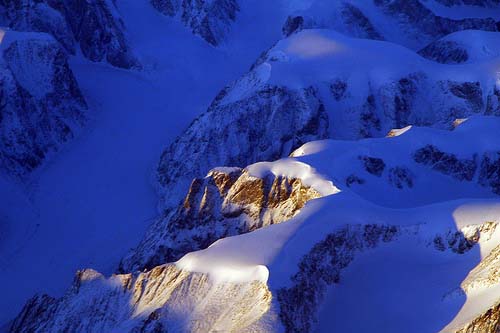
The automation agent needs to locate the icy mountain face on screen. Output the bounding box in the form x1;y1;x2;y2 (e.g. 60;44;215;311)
282;0;499;49
157;83;329;209
0;0;75;52
151;0;239;45
155;29;500;209
434;0;500;6
121;161;336;272
418;30;500;64
0;0;138;69
10;265;273;333
0;31;87;177
10;116;500;332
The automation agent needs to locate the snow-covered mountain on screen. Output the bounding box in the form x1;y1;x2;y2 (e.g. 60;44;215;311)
0;0;139;68
0;29;87;177
155;28;500;210
2;0;500;332
10;116;500;333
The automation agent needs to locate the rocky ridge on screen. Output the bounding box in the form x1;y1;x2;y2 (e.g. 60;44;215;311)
121;160;336;272
0;0;139;69
151;0;239;46
0;31;87;177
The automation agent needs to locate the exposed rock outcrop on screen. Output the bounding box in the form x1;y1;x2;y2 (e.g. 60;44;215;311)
414;145;477;181
151;0;239;46
121;164;331;272
419;40;469;64
277;224;402;333
414;146;500;194
157;83;329;209
10;265;272;333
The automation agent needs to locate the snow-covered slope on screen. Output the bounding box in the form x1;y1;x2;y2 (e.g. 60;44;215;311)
156;28;500;210
418;30;500;63
10;116;500;333
282;0;499;50
120;160;338;272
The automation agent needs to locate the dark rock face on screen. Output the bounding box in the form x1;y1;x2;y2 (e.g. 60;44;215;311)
277;224;401;333
339;3;384;40
345;174;365;187
10;294;58;333
0;0;139;69
150;0;178;17
433;230;479;254
418;40;469;64
282;3;383;40
360;156;386;176
379;74;421;129
388;167;414;189
486;86;500;116
414;146;500;195
329;79;348;101
479;152;500;194
282;15;304;36
0;0;75;52
151;0;239;46
373;0;498;41
157;84;329;208
447;81;484;113
414;145;477;181
120;167;323;272
64;0;139;69
0;35;87;177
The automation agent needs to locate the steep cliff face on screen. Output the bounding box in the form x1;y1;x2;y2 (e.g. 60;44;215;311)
121;160;336;272
151;0;239;46
0;0;139;69
157;82;329;208
418;30;500;64
0;31;87;177
455;302;500;333
10;265;273;333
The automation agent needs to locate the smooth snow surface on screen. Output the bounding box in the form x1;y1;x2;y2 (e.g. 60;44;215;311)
246;159;339;196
